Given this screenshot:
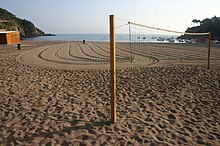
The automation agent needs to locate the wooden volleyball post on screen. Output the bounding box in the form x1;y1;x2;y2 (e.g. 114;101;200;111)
109;15;117;123
207;32;211;70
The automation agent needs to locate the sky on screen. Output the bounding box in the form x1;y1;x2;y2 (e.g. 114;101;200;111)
0;0;219;34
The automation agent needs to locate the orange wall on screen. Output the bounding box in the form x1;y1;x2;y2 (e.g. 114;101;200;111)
0;32;20;45
6;34;12;44
12;32;20;44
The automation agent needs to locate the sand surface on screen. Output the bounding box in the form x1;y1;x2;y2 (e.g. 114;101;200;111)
16;41;220;70
0;41;220;145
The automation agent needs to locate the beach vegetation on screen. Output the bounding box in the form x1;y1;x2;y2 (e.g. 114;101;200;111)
0;7;45;38
183;16;220;40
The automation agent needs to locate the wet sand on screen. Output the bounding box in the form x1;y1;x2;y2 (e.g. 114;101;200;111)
0;41;220;145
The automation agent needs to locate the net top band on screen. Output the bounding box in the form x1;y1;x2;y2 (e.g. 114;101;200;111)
129;22;210;35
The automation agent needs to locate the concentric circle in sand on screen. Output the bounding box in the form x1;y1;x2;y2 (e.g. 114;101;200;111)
16;42;155;70
16;42;220;70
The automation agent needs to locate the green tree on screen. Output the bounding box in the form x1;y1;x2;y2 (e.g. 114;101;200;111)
192;19;201;26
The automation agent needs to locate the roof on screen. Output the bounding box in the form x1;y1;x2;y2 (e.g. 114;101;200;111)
0;31;19;34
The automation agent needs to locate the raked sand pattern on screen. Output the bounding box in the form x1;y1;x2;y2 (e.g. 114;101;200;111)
0;41;220;145
16;42;220;70
16;42;152;70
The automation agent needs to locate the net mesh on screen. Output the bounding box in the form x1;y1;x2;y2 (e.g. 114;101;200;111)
114;18;220;68
128;21;212;66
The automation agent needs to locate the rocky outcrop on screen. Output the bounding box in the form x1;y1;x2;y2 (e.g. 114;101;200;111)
0;8;45;38
179;16;220;41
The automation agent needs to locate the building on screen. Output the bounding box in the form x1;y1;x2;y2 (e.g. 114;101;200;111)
0;31;20;45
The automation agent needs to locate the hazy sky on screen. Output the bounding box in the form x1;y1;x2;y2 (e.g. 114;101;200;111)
0;0;219;34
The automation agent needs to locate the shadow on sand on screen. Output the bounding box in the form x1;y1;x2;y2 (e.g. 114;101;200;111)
0;120;112;144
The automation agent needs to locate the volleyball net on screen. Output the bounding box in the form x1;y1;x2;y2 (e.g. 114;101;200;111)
129;22;212;67
109;15;220;123
109;15;218;123
114;17;213;68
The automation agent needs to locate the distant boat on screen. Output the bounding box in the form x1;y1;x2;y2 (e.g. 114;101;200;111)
185;39;196;43
211;40;220;44
44;33;56;36
166;37;175;43
178;39;184;42
157;37;165;41
185;39;191;43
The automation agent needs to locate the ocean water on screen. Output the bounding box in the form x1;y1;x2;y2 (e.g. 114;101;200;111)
24;34;122;42
24;34;179;43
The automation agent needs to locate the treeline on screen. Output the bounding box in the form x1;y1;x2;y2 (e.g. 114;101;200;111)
183;16;220;40
0;8;45;38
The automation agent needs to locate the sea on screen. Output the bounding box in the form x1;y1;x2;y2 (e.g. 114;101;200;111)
24;34;180;43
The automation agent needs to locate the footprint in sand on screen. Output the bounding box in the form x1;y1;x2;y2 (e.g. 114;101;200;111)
167;114;176;124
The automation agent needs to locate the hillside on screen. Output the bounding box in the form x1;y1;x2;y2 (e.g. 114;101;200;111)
0;8;45;38
179;16;220;40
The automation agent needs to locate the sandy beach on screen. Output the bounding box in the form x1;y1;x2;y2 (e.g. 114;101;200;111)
0;41;220;145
